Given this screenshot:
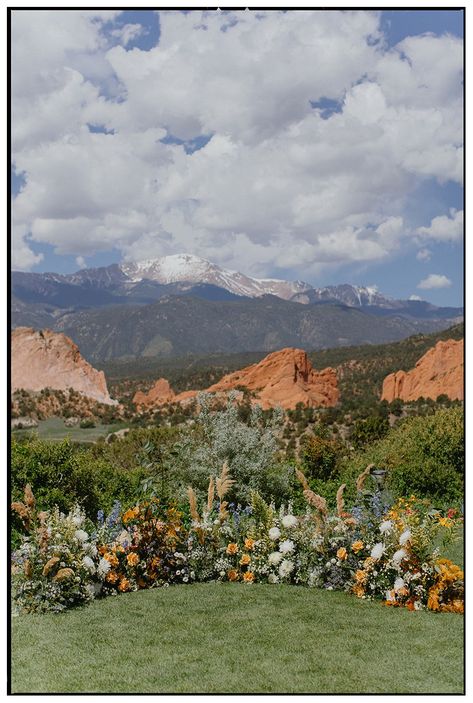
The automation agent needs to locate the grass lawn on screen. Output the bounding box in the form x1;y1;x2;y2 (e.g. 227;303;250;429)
11;583;464;694
11;417;127;443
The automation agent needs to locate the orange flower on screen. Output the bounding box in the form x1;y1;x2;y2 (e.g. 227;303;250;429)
104;552;119;567
127;552;139;566
227;569;239;582
240;554;251;566
244;538;255;550
243;571;254;583
53;567;74;582
106;570;119;583
351;540;363;553
355;569;367;585
363;556;375;569
118;577;131;592
123;506;140;523
352;584;365;598
226;543;238;555
336;547;347;561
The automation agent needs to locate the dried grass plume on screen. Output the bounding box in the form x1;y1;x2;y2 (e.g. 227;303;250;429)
356;464;375;492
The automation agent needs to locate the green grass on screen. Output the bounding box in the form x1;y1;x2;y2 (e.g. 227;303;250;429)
12;417;127;443
11;583;463;694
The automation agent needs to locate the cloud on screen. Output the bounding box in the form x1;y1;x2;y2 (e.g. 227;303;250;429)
416;248;432;262
409;294;422;301
416;209;463;242
11;10;463;274
417;274;452;290
111;23;144;47
76;256;87;268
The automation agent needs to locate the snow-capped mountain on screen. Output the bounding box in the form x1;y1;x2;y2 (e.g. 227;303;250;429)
291;283;395;307
121;254;312;300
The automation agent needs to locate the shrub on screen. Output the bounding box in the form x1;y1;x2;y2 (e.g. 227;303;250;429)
339;407;464;505
299;434;339;481
350;416;390;449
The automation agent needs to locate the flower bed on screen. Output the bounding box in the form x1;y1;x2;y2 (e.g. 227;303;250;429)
11;466;463;615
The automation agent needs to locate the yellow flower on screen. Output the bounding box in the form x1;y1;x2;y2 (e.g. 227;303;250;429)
438;517;453;528
336;547;347;561
122;506;139;523
240;554;251;566
351;540;363;553
352;584;365;598
226;543;238;555
126;552;139;566
244;538;255;550
243;571;254;583
227;569;239;582
118;577;131;592
363;556;375;569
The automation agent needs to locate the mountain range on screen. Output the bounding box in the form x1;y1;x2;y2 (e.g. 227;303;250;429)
11;254;463;360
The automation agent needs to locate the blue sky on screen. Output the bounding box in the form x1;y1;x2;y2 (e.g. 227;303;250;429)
11;9;464;306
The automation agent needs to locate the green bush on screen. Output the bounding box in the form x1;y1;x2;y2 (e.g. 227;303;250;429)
338;407;464;506
350;416;390;449
299;434;339;481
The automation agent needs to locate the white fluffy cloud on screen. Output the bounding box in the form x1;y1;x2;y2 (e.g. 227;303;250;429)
416;248;432;262
11;10;463;274
417;274;452;290
416;209;463;242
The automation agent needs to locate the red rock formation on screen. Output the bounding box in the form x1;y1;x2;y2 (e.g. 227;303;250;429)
381;339;464;403
141;347;337;410
11;327;116;405
133;378;175;409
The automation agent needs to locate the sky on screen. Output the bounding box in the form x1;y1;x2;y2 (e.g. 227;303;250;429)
10;9;464;306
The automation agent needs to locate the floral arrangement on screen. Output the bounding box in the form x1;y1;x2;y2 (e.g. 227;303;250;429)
11;467;463;615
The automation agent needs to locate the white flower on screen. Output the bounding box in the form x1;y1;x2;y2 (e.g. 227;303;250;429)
370;542;385;560
268;527;281;541
278;559;295;578
268;551;283;565
268;573;279;584
282;515;298;529
183;576;189;583
385;589;396;602
72;515;83;526
74;529;88;543
392;548;407;565
394;577;405;592
85;584;96;598
399;529;411;546
379;520;393;534
97;557;111;577
279;539;295;554
330;558;337;565
82;556;95;573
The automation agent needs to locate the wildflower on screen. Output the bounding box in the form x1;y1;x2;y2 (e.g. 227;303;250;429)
351;540;363;553
118;578;130;592
385;589;396;603
279;540;295;554
240;554;251;566
227;569;239;582
74;529;89;543
379;520;393;534
243;571;254;583
268;573;279;584
352;584;365;598
399;529;411;546
82;556;95;573
336;547;347;561
126;552;140;567
438;517;453;528
392;548;407;565
122;507;139;524
104;552;119;567
244;538;255;550
268;527;281;541
268;551;283;565
278;559;295;578
370;543;385;560
282;515;298;529
106;571;119;584
226;543;238;555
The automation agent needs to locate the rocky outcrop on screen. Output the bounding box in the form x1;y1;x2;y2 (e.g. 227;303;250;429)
381;339;464;403
11;327;116;405
138;348;339;411
133;378;175;409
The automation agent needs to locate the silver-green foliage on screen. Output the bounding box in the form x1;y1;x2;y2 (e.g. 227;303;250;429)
170;392;291;503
